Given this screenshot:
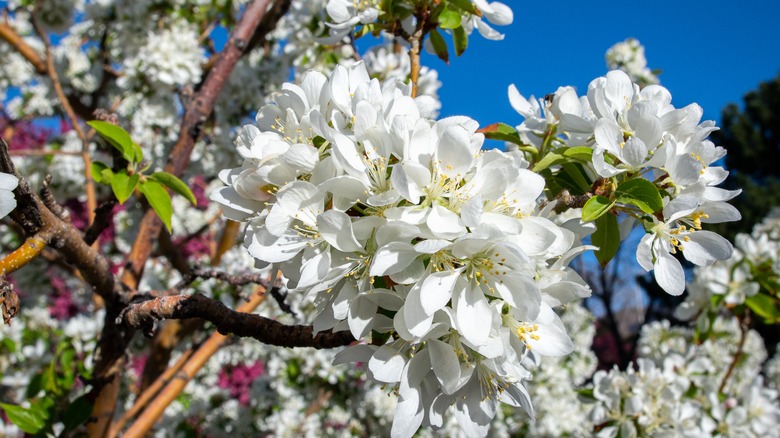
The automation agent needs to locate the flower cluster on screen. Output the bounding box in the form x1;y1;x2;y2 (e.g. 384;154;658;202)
324;0;513;42
677;208;780;327
509;69;739;295
583;317;779;437
606;38;659;87
213;61;593;436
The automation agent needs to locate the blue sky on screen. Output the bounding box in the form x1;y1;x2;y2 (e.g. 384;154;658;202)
427;1;780;127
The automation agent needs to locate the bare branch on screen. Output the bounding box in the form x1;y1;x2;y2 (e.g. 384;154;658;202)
118;293;355;349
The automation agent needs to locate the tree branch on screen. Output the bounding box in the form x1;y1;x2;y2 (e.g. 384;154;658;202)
120;0;276;290
118;293;355;349
31;13;97;225
0;21;46;74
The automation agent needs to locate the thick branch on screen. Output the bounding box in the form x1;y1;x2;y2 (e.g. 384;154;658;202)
120;0;275;290
0;138;118;301
119;293;355;349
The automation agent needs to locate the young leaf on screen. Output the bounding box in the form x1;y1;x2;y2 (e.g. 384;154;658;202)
429;29;449;64
562;146;594;162
532;152;565;172
87;121;140;163
478;123;522;145
592;213;620;268
745;293;780;323
139;180;173;232
110;170;140;204
560;162;592;195
438;8;461;29
448;0;479;15
148;172;197;205
615;178;664;214
90;161;110;183
0;403;46;434
453;25;468;56
582;195;615;222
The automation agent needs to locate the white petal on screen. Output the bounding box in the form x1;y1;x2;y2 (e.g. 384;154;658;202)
318;210;363;252
370;242;418;276
348;295;377;339
420;269;463;315
427;204;466;240
454;281;492;346
368;343;406;383
428;339;461;394
655;249;685;296
332;343;376;365
683;231;733;266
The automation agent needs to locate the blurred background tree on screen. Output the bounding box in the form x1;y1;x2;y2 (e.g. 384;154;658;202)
710;72;780;242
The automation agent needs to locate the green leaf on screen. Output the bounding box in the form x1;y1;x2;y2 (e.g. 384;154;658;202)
110;170;140;204
532;152;565;172
582;195;615;222
90;161;110;183
562;146;594;162
560;162;592;194
745;293;780;323
478;123;522;145
453;25;468;56
139;180;173;232
87;121;143;163
438;8;461;29
615;178;664;214
429;29;449;64
592;213;620;268
448;0;479;15
62;395;93;432
148;172;197;205
0;403;46;434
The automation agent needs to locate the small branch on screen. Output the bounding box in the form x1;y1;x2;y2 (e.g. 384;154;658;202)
41;175;70;223
9;149;82;156
408;17;424;98
31;15;97;225
211;219;240;266
718;313;749;395
0;22;46;74
0;235;48;276
83;199;117;246
178;266;269;289
118;293;355;349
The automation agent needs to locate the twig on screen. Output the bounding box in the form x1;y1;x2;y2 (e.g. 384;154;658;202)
117;292;355;349
718;313;749;395
0;234;48;276
0;22;46;74
211;219;240;265
31;15;97;225
40;175;70;223
9;149;83;156
83;199;117;246
408;15;424;98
